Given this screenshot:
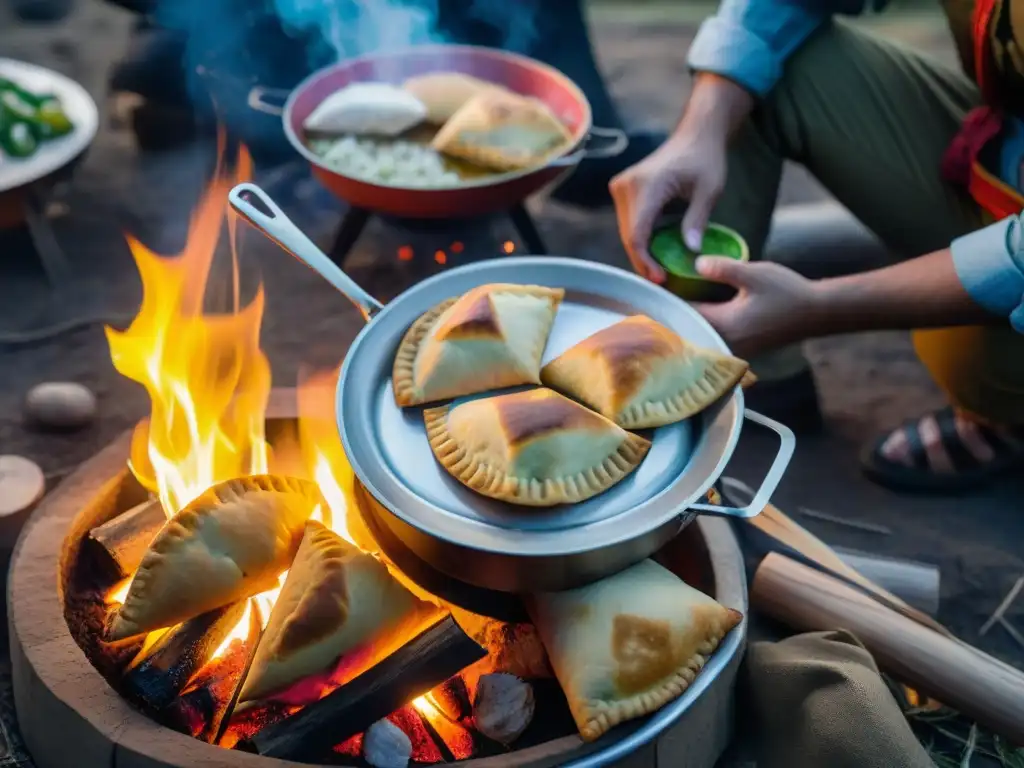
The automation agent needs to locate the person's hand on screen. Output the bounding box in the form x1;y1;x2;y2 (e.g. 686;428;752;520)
692;257;819;358
609;130;728;284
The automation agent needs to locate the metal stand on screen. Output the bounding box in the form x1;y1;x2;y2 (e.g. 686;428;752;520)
326;202;549;264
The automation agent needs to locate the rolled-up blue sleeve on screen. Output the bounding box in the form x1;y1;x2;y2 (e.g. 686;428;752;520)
951;215;1024;333
687;0;864;97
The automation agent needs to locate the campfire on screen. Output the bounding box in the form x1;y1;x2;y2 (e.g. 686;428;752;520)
66;144;567;766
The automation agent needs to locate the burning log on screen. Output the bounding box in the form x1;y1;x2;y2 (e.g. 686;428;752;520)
239;614;485;762
162;603;264;743
472;673;535;745
85;499;165;581
363;719;412;768
122;600;247;711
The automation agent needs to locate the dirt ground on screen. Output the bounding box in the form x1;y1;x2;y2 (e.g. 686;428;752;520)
0;1;1022;764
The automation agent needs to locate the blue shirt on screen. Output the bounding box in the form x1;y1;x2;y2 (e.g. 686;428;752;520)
688;0;1024;331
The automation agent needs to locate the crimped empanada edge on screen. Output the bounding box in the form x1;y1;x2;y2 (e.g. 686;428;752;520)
575;607;744;742
108;475;322;640
392;297;457;407
616;356;750;430
424;404;651;507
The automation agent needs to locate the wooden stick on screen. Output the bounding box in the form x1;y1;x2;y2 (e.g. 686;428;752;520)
85;499;165;581
833;547;940;617
751;553;1024;743
239;615;486;761
122;600;247;711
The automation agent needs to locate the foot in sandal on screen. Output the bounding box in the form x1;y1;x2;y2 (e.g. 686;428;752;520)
861;406;1024;493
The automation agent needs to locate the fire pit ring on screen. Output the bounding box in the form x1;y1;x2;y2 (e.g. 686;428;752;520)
9;426;747;768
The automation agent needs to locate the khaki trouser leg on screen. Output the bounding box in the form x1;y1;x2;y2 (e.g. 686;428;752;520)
711;19;1024;425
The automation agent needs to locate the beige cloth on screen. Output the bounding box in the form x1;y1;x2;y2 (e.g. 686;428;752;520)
745;630;935;768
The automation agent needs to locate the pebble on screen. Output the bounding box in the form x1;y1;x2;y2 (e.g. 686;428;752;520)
363;719;411;768
0;455;45;544
23;381;98;431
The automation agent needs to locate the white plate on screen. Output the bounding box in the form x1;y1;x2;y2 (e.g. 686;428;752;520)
0;58;99;194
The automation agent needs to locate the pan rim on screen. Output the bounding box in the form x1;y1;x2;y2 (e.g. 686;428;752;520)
281;42;594;193
336;256;743;558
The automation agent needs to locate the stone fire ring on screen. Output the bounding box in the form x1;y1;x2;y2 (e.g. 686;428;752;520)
9;426;748;768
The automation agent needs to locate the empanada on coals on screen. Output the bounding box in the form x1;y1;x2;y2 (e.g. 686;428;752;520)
239;521;435;703
431;90;573;172
528;558;742;741
423;387;650;506
541;315;749;428
108;476;321;640
392;283;563;407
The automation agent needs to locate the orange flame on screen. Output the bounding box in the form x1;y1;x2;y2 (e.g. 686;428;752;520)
105;145;269;519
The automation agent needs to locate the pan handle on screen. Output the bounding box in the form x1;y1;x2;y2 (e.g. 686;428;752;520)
247;86;291;116
688;409;796;520
228;183;385;323
549;126;629;167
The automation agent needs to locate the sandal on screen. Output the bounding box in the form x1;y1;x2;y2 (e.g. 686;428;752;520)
860;406;1024;494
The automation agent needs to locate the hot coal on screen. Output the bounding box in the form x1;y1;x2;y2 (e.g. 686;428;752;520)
363;719;412;768
472;673;535;745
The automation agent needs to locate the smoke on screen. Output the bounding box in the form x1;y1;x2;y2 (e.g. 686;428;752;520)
271;0;443;66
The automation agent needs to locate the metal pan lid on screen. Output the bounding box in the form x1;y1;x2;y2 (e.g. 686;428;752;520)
337;257;745;559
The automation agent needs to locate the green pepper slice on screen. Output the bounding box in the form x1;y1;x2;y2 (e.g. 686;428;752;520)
35;96;73;139
1;112;40;158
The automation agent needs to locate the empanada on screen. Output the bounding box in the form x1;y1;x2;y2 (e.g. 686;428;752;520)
303;82;427;137
108;476;321;641
423;388;650;506
541;315;749;429
239;521;436;703
402;72;508;124
431;90;573;172
392;283;564;407
528;559;742;741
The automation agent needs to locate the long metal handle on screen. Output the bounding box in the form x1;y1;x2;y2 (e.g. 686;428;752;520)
689;409;795;519
246;86;290;116
228;183;384;322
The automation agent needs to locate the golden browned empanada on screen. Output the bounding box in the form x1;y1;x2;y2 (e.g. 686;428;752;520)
392;283;564;407
431;90;573;172
423;388;650;506
108;476;321;641
239;521;436;703
402;72;508;124
528;558;742;741
541;315;749;429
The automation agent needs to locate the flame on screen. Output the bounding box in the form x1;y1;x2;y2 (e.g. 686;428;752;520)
105;143;268;519
412;692;475;759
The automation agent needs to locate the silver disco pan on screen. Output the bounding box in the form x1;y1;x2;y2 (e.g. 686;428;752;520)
229;183;795;593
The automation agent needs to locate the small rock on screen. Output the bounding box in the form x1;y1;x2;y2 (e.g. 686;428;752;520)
24;382;97;431
363;719;411;768
473;672;535;745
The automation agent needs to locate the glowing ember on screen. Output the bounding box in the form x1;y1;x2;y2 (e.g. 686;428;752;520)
105;144;268;519
412;693;475;760
502;240;515;254
397;245;414;261
434;250;447;265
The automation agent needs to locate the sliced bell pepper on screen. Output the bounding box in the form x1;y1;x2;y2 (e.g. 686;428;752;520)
0;107;40;158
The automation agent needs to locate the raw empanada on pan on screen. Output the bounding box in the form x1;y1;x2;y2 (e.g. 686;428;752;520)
541;315;749;429
423;387;650;506
527;558;742;741
392;283;564;407
108;476;321;640
240;521;437;704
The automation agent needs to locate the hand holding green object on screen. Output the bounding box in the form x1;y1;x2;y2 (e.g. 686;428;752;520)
648;222;749;303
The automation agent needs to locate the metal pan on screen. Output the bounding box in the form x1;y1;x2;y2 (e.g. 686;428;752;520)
275;44;627;219
229;183;795;593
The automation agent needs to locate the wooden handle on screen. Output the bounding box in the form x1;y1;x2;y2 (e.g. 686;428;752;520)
752;553;1024;744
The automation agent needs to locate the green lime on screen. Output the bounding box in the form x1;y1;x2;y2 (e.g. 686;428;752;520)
649;222;748;302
